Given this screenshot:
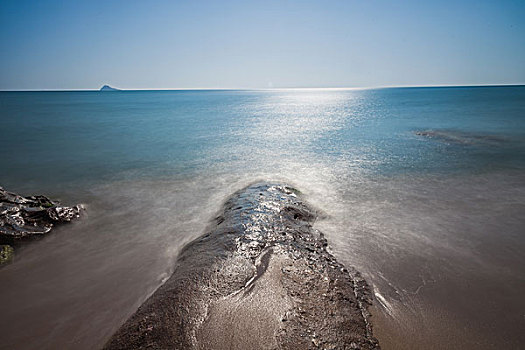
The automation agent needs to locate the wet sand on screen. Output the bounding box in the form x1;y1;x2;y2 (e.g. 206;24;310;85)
104;182;379;349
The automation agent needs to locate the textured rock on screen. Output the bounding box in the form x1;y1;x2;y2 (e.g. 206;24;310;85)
0;187;83;240
104;182;380;350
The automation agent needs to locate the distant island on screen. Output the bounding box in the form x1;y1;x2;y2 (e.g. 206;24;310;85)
100;85;120;91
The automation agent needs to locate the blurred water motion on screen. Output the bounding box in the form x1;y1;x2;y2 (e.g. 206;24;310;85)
0;86;524;349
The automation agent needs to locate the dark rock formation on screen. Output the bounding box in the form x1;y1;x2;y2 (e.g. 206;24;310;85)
0;187;83;241
100;85;120;91
104;182;380;350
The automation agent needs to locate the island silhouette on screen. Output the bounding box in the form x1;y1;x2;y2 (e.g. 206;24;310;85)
100;85;119;91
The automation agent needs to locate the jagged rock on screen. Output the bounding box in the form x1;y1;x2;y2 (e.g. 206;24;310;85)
0;187;83;240
104;182;380;350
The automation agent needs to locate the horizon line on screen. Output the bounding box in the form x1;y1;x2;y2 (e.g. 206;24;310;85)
1;83;524;92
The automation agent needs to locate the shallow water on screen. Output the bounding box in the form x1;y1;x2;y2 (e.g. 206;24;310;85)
1;87;524;349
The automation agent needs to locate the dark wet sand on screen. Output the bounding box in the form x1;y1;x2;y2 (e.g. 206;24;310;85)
104;183;379;349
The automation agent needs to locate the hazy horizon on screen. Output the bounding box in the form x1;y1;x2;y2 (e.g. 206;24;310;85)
2;83;525;92
1;0;524;90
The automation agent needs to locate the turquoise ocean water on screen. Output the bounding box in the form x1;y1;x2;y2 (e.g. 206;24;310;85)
1;87;524;349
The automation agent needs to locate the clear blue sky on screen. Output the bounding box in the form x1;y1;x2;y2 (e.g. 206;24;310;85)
1;0;524;90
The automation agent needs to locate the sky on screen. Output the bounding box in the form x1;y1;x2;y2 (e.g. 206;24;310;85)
1;0;524;90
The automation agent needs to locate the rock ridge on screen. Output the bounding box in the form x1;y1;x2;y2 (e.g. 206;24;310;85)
104;182;380;349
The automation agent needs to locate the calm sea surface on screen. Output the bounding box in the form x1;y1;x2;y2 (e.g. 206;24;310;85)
1;87;524;349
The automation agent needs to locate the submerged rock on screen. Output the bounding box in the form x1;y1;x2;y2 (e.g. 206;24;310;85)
104;182;380;349
415;129;506;145
0;245;14;265
0;187;83;241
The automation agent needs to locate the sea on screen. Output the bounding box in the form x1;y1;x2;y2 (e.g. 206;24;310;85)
1;86;524;349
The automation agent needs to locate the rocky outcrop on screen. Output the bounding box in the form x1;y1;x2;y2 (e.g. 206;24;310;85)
104;182;380;350
0;187;83;241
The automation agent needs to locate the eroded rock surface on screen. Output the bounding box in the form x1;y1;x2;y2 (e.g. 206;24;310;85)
104;182;380;350
0;187;83;240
